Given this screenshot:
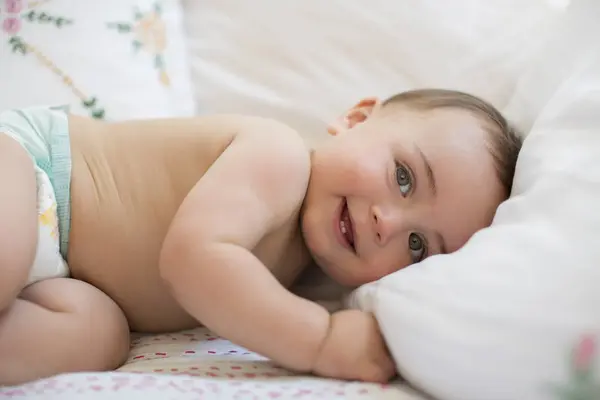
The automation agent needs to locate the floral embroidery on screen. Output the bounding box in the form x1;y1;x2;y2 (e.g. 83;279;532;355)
2;15;21;34
107;2;170;86
1;1;73;34
548;334;600;400
2;0;106;119
2;0;23;34
5;0;23;13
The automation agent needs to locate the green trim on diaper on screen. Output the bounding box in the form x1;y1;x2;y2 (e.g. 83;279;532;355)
48;106;72;258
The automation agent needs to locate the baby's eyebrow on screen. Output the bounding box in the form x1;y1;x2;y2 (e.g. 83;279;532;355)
415;145;436;197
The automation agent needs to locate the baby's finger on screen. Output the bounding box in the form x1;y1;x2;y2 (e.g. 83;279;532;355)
359;360;395;383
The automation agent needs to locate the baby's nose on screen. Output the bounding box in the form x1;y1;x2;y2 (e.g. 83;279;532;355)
370;204;406;247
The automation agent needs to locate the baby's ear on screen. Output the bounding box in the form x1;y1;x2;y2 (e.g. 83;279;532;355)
327;97;381;136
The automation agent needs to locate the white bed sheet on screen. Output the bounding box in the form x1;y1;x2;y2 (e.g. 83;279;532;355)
0;327;429;399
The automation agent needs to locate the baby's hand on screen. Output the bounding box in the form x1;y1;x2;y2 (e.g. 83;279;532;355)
312;309;396;383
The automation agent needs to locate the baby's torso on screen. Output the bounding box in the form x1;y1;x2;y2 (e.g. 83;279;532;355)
66;116;310;332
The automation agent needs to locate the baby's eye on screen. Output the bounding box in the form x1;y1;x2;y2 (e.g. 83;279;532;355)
395;163;413;196
408;233;427;263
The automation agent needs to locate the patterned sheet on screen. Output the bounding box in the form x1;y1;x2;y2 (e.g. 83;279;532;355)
0;327;429;399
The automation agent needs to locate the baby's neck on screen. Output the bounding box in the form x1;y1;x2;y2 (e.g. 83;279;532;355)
292;213;351;311
291;264;351;312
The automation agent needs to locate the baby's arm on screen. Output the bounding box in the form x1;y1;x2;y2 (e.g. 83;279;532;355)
159;117;329;371
160;116;395;382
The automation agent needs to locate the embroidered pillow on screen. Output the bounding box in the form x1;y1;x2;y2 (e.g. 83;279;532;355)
0;0;195;120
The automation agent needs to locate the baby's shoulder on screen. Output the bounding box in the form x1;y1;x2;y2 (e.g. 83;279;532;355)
165;114;312;222
232;116;312;206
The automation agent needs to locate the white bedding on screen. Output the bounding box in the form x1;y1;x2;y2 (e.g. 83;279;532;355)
0;328;428;399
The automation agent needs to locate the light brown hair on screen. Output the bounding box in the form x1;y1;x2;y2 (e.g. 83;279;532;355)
383;88;523;197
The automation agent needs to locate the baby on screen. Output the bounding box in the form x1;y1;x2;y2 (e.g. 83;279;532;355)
0;89;522;385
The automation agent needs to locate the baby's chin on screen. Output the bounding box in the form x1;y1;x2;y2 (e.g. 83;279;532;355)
299;223;365;287
312;258;365;288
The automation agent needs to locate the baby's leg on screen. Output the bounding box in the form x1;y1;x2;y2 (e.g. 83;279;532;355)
0;133;38;311
0;278;130;385
0;134;129;385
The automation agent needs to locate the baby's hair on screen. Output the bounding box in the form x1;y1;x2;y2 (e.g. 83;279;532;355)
383;89;523;197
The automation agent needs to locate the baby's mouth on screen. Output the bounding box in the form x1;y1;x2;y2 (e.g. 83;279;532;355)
340;199;356;252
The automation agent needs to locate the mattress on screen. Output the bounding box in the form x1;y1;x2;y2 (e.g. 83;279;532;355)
0;327;429;399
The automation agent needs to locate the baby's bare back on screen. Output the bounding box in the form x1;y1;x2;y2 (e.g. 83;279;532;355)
66;115;308;333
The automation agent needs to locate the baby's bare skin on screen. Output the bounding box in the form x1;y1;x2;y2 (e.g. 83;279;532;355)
67;115;311;333
2;91;507;385
0;113;392;386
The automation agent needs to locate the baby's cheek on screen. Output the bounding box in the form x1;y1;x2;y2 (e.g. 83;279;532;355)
346;160;386;195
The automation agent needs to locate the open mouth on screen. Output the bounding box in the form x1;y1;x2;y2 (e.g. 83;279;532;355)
338;198;356;252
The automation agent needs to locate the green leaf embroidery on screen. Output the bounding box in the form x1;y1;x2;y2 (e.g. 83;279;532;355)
132;40;143;52
8;36;29;55
23;10;36;22
21;10;73;27
91;109;106;120
38;12;51;22
154;54;164;69
82;97;97;108
55;17;72;28
134;6;143;21
107;22;132;33
81;98;106;120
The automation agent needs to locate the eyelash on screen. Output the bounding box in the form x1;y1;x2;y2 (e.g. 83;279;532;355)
394;161;415;197
409;232;428;263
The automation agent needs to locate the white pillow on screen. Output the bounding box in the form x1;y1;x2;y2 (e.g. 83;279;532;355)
183;0;564;144
348;2;600;399
0;0;194;120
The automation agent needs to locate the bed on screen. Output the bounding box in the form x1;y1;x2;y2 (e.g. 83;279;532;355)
2;0;600;399
0;327;425;399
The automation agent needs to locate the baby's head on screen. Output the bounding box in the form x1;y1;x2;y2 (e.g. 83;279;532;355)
301;88;522;286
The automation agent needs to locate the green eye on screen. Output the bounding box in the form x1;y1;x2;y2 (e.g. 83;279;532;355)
408;233;426;263
396;164;412;196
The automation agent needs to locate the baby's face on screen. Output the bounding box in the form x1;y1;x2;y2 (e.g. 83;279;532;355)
301;99;506;286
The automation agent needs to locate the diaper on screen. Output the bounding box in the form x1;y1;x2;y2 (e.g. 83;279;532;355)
27;166;69;285
0;106;72;285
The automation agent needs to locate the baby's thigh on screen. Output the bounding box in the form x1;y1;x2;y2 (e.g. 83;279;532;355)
0;278;130;385
20;278;131;363
0;133;38;309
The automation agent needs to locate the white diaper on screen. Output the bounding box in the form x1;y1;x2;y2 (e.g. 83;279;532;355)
26;167;70;286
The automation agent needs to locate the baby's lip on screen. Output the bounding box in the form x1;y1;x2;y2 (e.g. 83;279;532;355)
341;200;355;252
335;198;354;253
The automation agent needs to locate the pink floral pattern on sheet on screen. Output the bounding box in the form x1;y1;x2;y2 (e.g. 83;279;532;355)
0;372;403;399
123;329;292;379
0;327;412;399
